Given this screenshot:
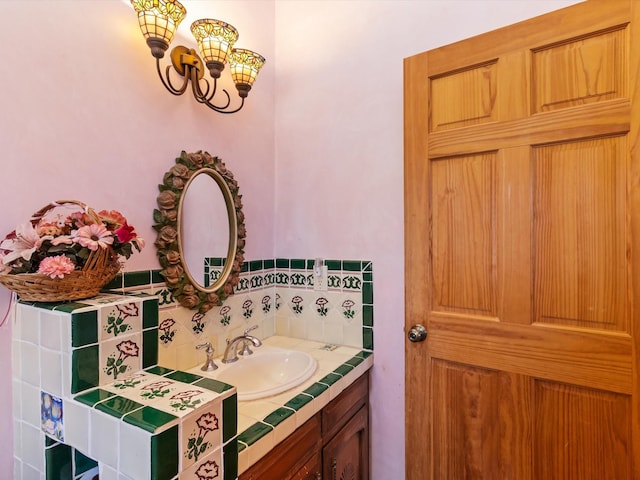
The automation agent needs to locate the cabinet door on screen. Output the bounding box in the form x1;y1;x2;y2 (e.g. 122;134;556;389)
239;414;321;480
291;451;322;480
323;406;369;480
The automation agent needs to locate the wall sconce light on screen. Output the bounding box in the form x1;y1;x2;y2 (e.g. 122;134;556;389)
130;0;265;114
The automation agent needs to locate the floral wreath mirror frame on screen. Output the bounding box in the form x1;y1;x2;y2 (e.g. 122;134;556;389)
154;150;246;313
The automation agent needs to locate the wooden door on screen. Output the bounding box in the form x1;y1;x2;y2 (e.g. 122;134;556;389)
404;1;640;478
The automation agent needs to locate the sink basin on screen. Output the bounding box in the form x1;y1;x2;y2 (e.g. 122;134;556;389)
203;346;317;401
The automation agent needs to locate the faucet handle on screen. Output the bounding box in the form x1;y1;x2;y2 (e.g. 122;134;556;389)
196;343;218;371
197;342;214;353
243;325;258;335
238;339;255;356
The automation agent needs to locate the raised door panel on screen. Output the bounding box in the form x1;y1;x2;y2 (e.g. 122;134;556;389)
532;136;628;331
291;451;322;480
323;406;369;480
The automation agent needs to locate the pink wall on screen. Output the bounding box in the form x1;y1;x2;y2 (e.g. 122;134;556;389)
0;0;581;477
273;1;581;478
0;0;275;475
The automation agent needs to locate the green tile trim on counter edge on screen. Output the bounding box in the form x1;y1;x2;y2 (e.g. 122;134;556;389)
237;421;274;446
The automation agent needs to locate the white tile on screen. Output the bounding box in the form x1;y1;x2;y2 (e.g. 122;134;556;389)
240;400;281;423
179;447;223;479
237;442;249;474
246;430;275;469
293;401;315;428
21;423;44;472
175;342;199;371
343;321;363;348
18;306;40;345
39;311;62;351
119;422;151;480
61;353;72;398
323;322;344;346
21;462;41;480
288;317;306;339
274;314;289;337
12;339;22;379
59;317;71;354
12;379;22;421
20;342;40;387
272;414;296;445
13;420;23;462
307;320;325;344
99;464;119;480
12;457;21;480
262;315;275;338
63;399;90;453
40;349;63;398
237;413;256;434
89;410;120;468
21;383;40;429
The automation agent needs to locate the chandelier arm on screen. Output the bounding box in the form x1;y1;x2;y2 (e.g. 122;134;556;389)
206;88;233;110
204;95;245;114
156;58;190;96
189;68;212;103
187;68;243;113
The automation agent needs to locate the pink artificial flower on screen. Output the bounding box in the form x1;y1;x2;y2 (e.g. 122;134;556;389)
50;235;74;246
74;224;114;251
0;253;11;275
114;222;137;243
0;223;50;264
37;255;75;279
98;210;127;228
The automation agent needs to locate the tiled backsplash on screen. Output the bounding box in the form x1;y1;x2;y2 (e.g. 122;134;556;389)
107;258;373;373
12;258;373;479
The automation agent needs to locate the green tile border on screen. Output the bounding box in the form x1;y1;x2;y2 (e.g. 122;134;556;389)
223;438;239;480
284;393;313;411
194;377;234;394
263;407;294;427
142;328;159;369
222;394;237;443
165;370;202;384
74;388;115;407
237;422;273;446
123;406;178;434
143;298;159;329
151;425;179;480
45;442;72;480
74;449;98;476
95;395;145;419
71;345;100;394
303;382;329;398
124;270;151;288
71;311;98;348
318;372;342;386
333;364;354;377
145;365;175;376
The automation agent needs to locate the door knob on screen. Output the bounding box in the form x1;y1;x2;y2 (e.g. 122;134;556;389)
408;324;427;342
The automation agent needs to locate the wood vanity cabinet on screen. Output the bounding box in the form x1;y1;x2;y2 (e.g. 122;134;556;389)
239;372;370;480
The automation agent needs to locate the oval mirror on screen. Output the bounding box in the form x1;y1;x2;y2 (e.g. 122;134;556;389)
154;150;246;313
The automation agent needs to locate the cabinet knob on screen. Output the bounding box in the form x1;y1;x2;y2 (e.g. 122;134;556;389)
408;324;428;342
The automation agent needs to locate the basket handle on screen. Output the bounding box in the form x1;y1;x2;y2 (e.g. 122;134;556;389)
29;200;101;226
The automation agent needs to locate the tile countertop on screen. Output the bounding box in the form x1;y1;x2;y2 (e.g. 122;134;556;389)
229;336;373;474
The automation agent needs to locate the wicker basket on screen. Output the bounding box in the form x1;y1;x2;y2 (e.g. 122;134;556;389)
0;200;122;302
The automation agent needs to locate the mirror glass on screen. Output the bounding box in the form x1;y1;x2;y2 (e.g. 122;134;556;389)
181;172;230;289
154;150;245;313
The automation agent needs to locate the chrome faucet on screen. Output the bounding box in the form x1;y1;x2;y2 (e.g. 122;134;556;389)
196;342;218;371
222;325;262;364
